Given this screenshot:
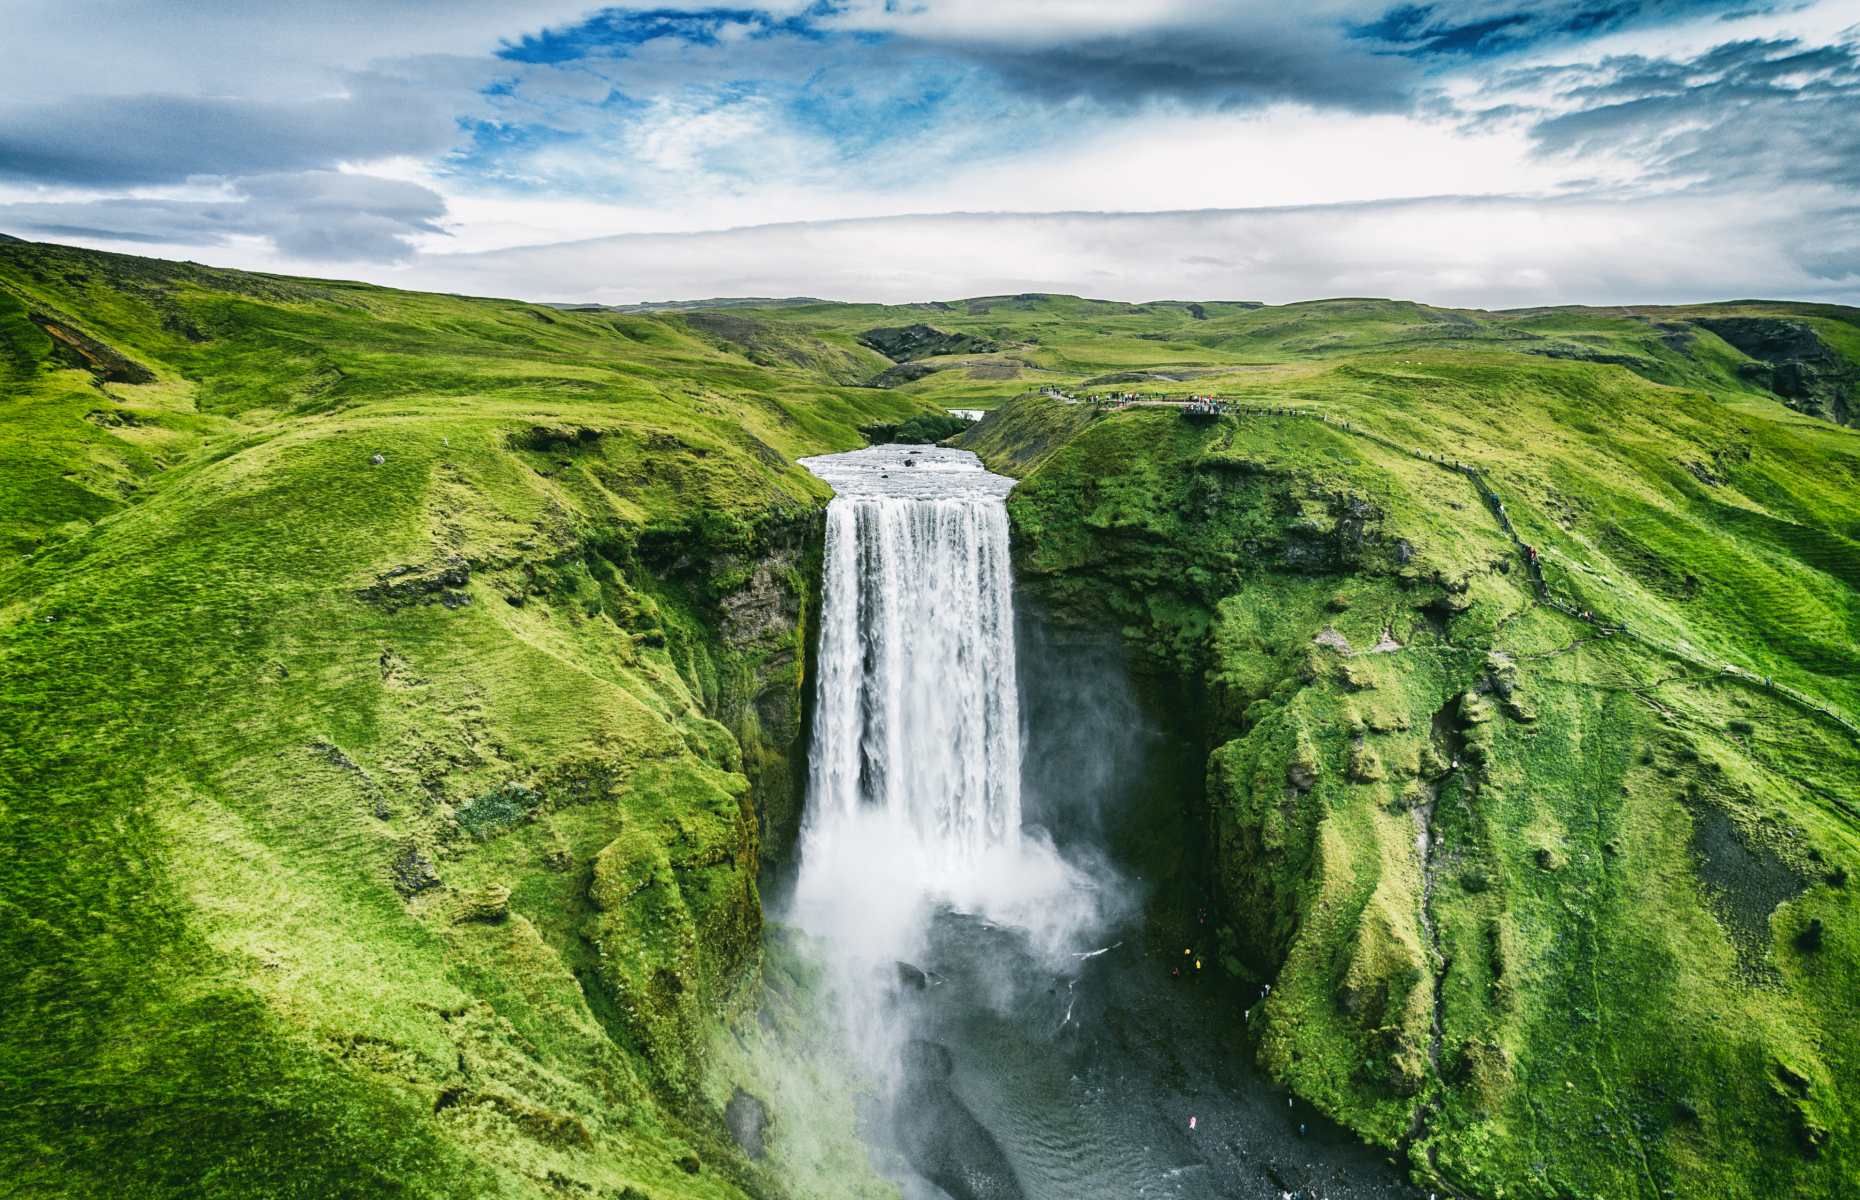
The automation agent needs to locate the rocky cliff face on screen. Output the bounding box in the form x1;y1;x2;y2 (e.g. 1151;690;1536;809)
644;510;823;861
1693;316;1858;426
857;322;1000;362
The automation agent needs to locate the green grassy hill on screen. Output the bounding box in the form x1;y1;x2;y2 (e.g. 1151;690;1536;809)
962;314;1860;1198
3;240;1858;1199
0;241;926;1199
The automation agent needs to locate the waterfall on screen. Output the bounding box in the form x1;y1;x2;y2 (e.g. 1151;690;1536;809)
798;445;1023;869
789;443;1100;1087
805;463;1023;863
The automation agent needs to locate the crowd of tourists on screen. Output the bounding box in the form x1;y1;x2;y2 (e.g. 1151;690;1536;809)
1037;385;1227;416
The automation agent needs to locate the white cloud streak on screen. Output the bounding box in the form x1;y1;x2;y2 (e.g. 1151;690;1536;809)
382;192;1860;307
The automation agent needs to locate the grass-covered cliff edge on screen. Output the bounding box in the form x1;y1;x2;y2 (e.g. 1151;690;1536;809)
3;240;1858;1199
960;320;1860;1198
0;241;925;1199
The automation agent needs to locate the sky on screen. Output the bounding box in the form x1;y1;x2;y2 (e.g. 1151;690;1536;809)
2;0;1857;306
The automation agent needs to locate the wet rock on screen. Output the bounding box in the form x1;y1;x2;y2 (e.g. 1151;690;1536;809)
1313;627;1354;655
1340;661;1376;692
719;556;797;646
1484;653;1518;699
903;1039;953;1079
724;1086;768;1159
895;960;942;991
1346;739;1385;783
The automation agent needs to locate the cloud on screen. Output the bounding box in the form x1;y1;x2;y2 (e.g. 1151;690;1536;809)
442;1;1795;208
1351;0;1761;58
1509;35;1860;189
0;173;447;261
0;0;607;97
0;71;474;188
389;192;1859;307
945;20;1416;114
1;1;1853;303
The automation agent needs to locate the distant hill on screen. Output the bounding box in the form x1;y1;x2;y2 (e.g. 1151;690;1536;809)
546;295;828;314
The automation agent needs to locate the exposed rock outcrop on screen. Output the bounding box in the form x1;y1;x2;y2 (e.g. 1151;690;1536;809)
29;311;155;383
857;323;999;362
1694;316;1858;426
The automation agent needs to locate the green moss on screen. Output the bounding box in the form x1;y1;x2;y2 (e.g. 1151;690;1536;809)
0;241;936;1200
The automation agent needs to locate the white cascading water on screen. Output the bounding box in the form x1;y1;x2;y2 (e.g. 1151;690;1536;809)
790;444;1096;1070
805;450;1022;861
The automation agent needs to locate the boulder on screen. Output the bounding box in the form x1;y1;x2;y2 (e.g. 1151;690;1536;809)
724;1087;768;1159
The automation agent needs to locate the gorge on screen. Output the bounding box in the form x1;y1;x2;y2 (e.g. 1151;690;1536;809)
783;442;1417;1199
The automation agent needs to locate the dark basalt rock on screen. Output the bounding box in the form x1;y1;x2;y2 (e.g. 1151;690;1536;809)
895;960;942;991
390;844;442;896
862;360;944;388
512;424;605;452
30;311;155;383
355;558;472;611
857;323;999;363
1694;316;1858;427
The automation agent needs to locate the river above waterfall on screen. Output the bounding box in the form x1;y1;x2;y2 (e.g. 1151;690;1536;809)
786;444;1417;1200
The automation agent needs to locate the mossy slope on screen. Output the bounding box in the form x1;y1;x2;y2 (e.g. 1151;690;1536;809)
967;346;1860;1198
0;242;927;1199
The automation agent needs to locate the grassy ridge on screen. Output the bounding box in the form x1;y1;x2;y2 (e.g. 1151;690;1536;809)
0;242;925;1198
966;335;1860;1197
